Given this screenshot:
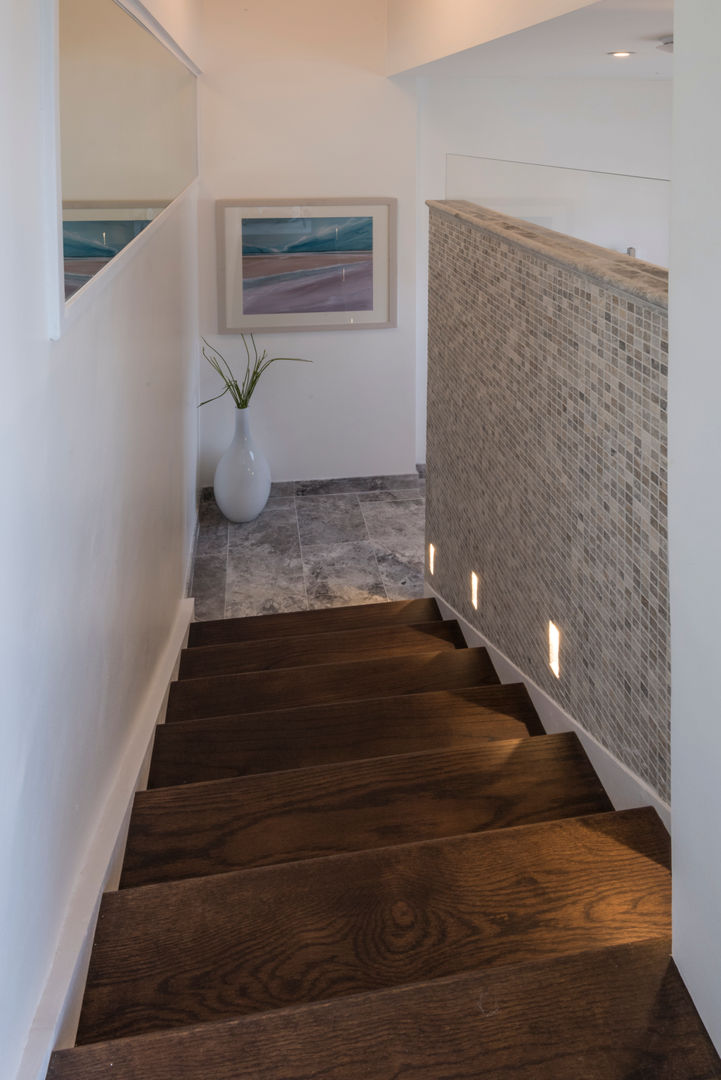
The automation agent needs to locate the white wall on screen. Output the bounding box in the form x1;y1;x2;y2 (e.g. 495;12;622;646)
414;75;672;460
669;0;721;1052
386;0;596;75
0;1;200;1075
197;0;418;484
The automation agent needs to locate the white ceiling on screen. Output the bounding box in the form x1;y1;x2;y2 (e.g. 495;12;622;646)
411;0;674;81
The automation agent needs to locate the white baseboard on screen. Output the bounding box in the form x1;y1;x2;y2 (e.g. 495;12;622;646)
18;597;195;1080
428;587;671;831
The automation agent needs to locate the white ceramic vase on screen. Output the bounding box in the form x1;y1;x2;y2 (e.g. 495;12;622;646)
213;406;271;522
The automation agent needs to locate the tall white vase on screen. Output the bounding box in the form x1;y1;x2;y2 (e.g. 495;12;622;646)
213;406;271;522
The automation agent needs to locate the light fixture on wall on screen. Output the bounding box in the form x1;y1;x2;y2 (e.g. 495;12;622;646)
471;572;479;611
548;621;561;679
428;543;436;575
657;38;673;53
608;51;635;58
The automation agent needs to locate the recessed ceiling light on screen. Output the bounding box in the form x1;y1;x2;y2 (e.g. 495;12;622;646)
608;51;634;57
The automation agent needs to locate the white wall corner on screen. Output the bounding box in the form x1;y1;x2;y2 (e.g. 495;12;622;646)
16;596;194;1080
427;585;671;831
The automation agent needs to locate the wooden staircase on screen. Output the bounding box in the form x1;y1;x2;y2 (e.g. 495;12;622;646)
47;597;721;1078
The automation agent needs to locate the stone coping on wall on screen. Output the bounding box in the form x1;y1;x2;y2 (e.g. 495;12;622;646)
427;199;668;311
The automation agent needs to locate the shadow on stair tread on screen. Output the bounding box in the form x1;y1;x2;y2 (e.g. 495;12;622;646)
165;646;500;723
187;596;443;648
121;731;613;889
177;619;466;680
75;808;670;1045
148;681;544;788
48;937;721;1080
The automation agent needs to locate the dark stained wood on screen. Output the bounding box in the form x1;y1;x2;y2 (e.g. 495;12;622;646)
121;733;612;888
177;620;465;680
149;682;543;788
48;938;721;1080
188;597;442;648
165;647;500;724
76;808;670;1044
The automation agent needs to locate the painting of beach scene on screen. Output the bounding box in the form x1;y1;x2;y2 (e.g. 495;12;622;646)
242;216;374;315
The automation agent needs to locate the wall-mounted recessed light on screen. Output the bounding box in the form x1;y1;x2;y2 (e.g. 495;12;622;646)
471;571;479;610
608;51;634;58
548;621;561;679
428;543;436;575
657;38;673;54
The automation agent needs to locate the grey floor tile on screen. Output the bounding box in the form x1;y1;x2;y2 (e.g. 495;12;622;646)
303;540;387;609
360;498;426;552
270;481;296;498
375;548;426;601
228;510;300;555
297;494;369;546
196;519;228;558
191;553;227;621
264;495;296;511
225;552;307;618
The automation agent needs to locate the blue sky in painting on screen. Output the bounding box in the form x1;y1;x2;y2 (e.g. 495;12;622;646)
242;216;372;255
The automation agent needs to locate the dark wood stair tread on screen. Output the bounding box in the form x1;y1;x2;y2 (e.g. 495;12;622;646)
49;938;721;1080
149;682;542;788
177;620;465;680
121;732;612;888
76;808;670;1044
188;597;442;648
165;647;499;723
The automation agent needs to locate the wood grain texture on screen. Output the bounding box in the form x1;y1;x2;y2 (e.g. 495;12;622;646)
48;939;721;1080
188;597;442;648
165;647;500;724
76;808;670;1044
148;682;542;788
121;733;612;888
178;621;465;680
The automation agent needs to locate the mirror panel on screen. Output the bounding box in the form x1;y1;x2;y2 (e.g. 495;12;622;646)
59;0;197;298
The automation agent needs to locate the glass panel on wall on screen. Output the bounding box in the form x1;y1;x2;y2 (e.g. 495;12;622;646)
59;0;198;299
446;154;670;268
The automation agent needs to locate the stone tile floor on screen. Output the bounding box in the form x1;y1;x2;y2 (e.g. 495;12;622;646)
190;472;427;621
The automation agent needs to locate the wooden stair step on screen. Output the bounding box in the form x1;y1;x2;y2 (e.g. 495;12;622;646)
165;647;499;724
178;620;465;680
149;682;543;788
121;732;612;889
76;808;670;1044
49;938;721;1080
188;597;442;648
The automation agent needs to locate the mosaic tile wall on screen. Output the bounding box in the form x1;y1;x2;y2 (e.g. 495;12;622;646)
426;201;670;801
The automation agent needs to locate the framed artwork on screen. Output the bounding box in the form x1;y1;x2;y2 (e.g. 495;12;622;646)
216;198;397;333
